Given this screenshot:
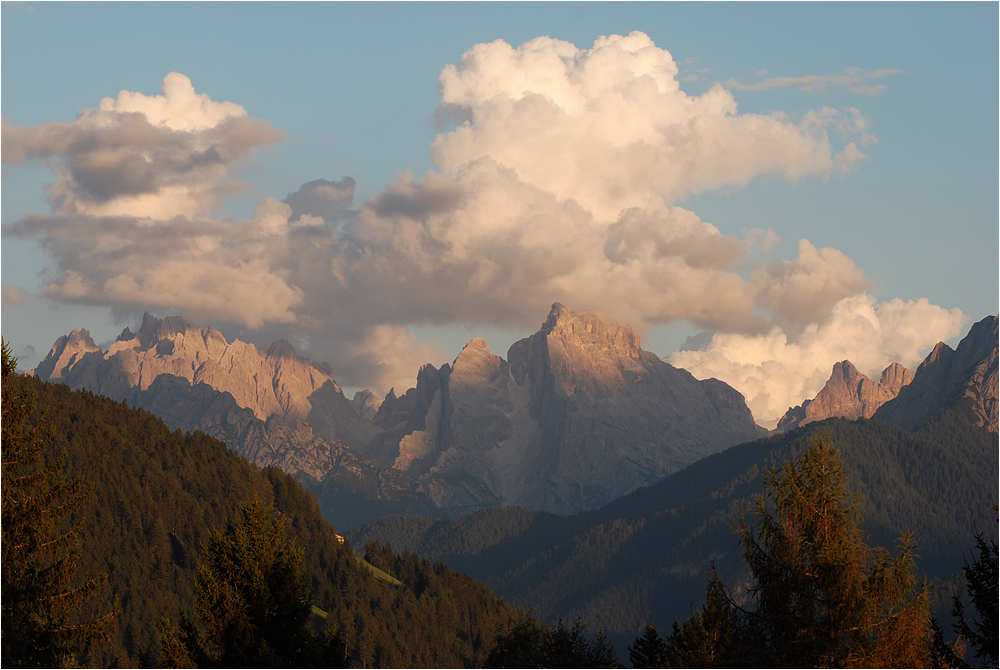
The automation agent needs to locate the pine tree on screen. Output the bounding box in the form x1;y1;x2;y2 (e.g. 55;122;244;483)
1;339;114;667
661;574;747;668
159;499;346;668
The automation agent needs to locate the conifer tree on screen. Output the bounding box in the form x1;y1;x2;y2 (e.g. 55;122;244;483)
629;623;668;668
662;438;932;667
1;339;114;667
159;499;345;668
661;573;748;668
486;615;621;668
738;438;932;666
950;524;998;667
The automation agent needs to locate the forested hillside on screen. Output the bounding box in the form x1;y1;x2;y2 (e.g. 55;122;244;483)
350;401;998;650
18;375;522;667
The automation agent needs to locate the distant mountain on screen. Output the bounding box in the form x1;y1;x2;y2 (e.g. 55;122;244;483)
31;313;437;530
350;405;997;653
360;304;766;515
876;314;998;432
348;316;999;646
33;304;765;521
776;360;912;432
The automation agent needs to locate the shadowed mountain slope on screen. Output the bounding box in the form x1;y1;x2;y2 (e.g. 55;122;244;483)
876;314;998;432
17;374;521;667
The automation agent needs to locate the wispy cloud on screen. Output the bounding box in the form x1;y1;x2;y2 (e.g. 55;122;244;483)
724;67;903;96
2;284;25;305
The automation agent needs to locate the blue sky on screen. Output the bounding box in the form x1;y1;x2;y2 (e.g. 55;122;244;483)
2;2;996;425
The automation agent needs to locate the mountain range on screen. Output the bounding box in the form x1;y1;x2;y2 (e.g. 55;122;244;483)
347;314;998;648
32;304;765;525
29;306;997;531
16;306;998;663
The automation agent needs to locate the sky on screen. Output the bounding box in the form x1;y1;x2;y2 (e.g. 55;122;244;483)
2;2;997;428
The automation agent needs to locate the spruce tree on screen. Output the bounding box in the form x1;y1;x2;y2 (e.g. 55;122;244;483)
486;615;621;668
1;339;114;667
159;499;345;668
629;623;668;668
950;524;998;667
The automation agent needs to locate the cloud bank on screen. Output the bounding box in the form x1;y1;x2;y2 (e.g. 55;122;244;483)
669;294;965;427
3;34;964;415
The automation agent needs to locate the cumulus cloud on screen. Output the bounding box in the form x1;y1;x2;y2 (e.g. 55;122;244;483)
668;294;966;428
432;31;873;221
753;239;871;333
1;36;962;404
2;72;283;220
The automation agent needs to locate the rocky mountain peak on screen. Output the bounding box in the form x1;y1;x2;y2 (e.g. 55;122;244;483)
876;315;998;432
532;304;644;399
32;328;101;381
129;312;193;350
361;304;765;515
879;362;913;395
32;313;370;436
268;339;299;360
452;338;505;386
776;359;911;432
351;390;383;421
541;303;642;360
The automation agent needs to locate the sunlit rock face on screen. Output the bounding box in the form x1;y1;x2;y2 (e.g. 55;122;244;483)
365;303;766;515
776;360;912;432
34;305;767;518
876;315;998;433
34;312;377;450
31;313;428;529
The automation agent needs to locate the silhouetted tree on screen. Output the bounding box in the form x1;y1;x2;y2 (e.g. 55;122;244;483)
950;521;998;667
487;614;620;668
159;499;345;668
1;339;114;667
629;623;667;668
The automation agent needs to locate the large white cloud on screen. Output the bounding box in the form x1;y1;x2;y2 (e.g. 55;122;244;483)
668;294;967;428
2;36;966;406
433;31;871;221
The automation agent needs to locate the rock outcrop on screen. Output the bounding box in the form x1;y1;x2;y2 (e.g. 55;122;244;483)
361;304;766;515
351;390;383;421
32;313;433;529
776;361;912;432
875;315;998;432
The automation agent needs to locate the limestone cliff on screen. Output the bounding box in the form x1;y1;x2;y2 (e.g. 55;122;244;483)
776;360;912;432
876;315;998;432
33;305;767;519
362;304;766;515
32;313;430;529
